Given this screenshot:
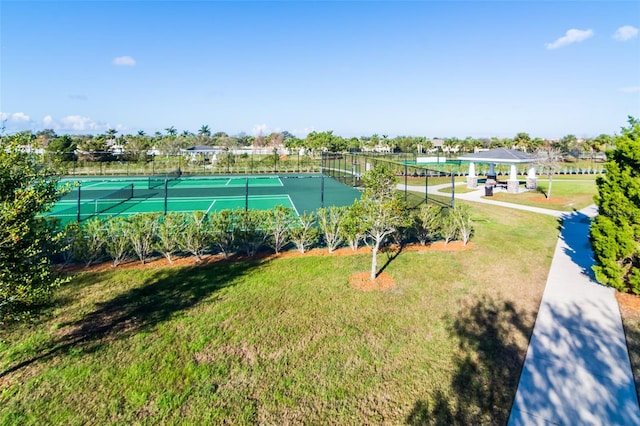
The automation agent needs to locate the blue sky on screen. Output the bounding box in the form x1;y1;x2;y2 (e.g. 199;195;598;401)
1;1;639;139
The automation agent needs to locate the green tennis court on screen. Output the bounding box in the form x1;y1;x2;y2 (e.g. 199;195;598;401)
48;174;360;226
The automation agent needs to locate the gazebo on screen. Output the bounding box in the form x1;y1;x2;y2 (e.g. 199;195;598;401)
457;148;538;193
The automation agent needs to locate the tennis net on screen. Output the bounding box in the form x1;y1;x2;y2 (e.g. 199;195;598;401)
78;184;134;221
148;169;182;189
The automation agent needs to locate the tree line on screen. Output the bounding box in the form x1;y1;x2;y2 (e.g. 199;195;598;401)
4;126;615;163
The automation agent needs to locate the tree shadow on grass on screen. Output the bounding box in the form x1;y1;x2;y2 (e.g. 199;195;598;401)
0;258;258;378
406;296;532;425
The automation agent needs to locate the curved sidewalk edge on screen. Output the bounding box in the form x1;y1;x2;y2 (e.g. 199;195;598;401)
398;183;640;425
508;206;640;425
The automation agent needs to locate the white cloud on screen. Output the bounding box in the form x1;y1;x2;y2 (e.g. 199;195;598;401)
0;111;30;123
60;115;101;131
619;86;640;94
545;29;594;49
11;112;30;122
43;115;55;126
113;55;137;66
252;124;268;136
613;25;639;41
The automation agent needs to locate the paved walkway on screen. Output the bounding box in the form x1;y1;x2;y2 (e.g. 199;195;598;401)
399;183;640;425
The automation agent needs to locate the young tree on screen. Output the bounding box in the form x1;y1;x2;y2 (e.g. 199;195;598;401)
104;216;132;267
0;133;68;321
451;204;474;246
290;212;318;253
360;164;411;281
441;210;459;245
208;209;237;259
265;206;295;254
179;211;211;262
536;144;563;199
317;206;347;253
340;200;368;251
235;209;269;256
123;213;160;265
75;218;107;267
154;213;184;264
414;204;443;245
591;117;640;294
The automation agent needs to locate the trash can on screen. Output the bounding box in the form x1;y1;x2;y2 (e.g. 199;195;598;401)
485;179;495;196
485;185;493;196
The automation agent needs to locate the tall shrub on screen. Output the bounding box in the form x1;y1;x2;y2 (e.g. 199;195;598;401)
209;209;237;259
340;200;367;251
0;133;68;321
235;209;269;256
265;206;296;254
154;212;184;264
591;117;640;293
104;216;131;267
290;212;318;253
125;213;160;265
317;205;347;253
179;211;211;262
414;204;442;245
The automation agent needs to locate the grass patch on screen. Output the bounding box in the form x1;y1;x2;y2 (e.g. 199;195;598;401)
0;202;559;424
489;178;597;211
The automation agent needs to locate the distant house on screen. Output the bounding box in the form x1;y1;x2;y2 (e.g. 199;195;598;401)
181;145;219;162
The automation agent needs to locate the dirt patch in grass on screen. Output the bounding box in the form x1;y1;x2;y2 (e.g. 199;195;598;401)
617;291;640;401
349;271;396;291
617;292;640;318
530;197;571;205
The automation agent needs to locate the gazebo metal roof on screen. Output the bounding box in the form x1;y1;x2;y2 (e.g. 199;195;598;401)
457;148;537;164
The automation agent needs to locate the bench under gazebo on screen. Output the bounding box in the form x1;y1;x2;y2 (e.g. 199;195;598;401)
458;148;538;194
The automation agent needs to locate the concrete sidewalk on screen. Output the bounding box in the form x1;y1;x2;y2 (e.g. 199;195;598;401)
399;183;640;424
508;205;640;425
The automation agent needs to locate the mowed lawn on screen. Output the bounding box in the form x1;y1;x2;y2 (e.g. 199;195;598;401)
0;202;560;424
487;176;598;211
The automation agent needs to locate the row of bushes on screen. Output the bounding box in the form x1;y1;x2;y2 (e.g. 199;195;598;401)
59;202;474;268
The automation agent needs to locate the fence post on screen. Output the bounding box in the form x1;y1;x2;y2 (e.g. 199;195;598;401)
77;183;81;222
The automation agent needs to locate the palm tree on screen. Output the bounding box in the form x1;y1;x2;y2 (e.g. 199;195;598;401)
198;125;211;137
165;126;177;137
106;128;118;141
137;130;146;136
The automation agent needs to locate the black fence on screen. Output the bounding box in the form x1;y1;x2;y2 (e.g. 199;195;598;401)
321;152;455;209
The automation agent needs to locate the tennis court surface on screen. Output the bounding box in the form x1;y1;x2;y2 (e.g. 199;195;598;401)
48;174;361;225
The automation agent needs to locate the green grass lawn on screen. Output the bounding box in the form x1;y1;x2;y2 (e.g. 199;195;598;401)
488;177;598;211
0;202;560;424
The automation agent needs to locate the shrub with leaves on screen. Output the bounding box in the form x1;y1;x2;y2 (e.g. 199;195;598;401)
124;213;160;265
0;132;69;321
208;209;237;259
440;209;459;245
290;212;318;253
340;200;367;251
104;216;131;267
179;211;211;263
317;205;347;253
265;206;296;254
75;218;107;267
235;209;270;256
415;204;443;245
154;212;184;264
451;204;474;246
591;116;640;294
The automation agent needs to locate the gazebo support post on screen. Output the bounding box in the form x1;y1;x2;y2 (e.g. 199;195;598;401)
526;166;538;190
467;161;478;188
507;164;519;193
